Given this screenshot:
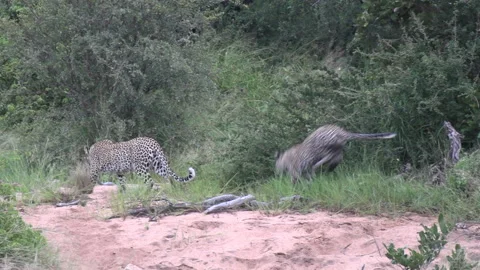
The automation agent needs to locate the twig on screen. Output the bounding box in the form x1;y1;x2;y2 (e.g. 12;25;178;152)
107;194;305;219
203;194;255;214
56;200;80;207
373;237;382;256
341;243;351;255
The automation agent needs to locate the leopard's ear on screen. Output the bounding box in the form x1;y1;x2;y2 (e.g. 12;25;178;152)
274;151;280;159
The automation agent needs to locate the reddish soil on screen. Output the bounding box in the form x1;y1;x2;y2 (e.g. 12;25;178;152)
21;186;480;270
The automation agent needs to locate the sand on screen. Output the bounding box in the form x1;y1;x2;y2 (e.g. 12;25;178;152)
21;186;480;270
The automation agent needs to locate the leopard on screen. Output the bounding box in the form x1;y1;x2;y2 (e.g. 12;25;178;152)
275;124;396;183
87;137;195;191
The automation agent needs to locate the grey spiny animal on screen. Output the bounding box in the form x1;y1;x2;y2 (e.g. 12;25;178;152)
275;125;396;183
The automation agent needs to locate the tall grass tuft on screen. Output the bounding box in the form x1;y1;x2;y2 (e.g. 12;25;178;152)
0;133;66;203
252;165;480;221
0;183;58;269
67;161;94;194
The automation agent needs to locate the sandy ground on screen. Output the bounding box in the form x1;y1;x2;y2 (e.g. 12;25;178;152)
21;186;480;270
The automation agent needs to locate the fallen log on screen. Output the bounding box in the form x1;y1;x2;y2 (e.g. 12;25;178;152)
203;194;239;207
443;121;462;165
203;194;255;214
107;193;305;219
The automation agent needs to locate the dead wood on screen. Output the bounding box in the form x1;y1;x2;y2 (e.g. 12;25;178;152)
203;194;239;207
429;121;464;185
203;194;255;214
443;121;462;165
107;193;305;219
55;199;80;207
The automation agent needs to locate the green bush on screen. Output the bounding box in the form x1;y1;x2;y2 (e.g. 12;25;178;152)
347;28;480;167
437;244;479;270
0;0;215;165
384;214;451;270
354;0;480;58
448;150;480;195
262;18;480;171
0;203;46;260
214;0;361;57
385;214;478;270
0;181;47;266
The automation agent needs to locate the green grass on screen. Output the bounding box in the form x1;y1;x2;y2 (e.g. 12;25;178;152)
0;150;67;203
0;135;67;203
108;163;480;223
109;164;228;216
252;168;478;221
0;201;58;269
0;136;63;269
0;184;59;269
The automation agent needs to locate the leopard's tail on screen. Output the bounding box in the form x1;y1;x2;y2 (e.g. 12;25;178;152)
169;167;196;182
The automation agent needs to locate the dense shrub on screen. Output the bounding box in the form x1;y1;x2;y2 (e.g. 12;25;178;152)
0;203;46;260
214;0;361;58
223;15;480;182
224;65;399;184
345;27;480;166
448;150;480;196
0;0;479;187
0;182;47;265
0;0;215;165
354;0;480;57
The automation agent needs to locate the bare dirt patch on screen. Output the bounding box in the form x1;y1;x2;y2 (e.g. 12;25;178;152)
21;186;480;270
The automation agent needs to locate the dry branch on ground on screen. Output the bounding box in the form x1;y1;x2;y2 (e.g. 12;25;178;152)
98;193;308;219
54;186;307;219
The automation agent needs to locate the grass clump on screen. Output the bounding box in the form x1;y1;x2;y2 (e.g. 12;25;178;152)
251;166;480;221
38;161;93;205
0;134;68;204
67;161;94;194
447;150;480;196
109;162;480;223
0;183;56;269
0;203;47;266
0;134;91;204
0;138;59;268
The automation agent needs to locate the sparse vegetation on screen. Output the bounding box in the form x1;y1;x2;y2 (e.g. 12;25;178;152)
440;244;479;270
448;150;480;196
384;214;478;270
